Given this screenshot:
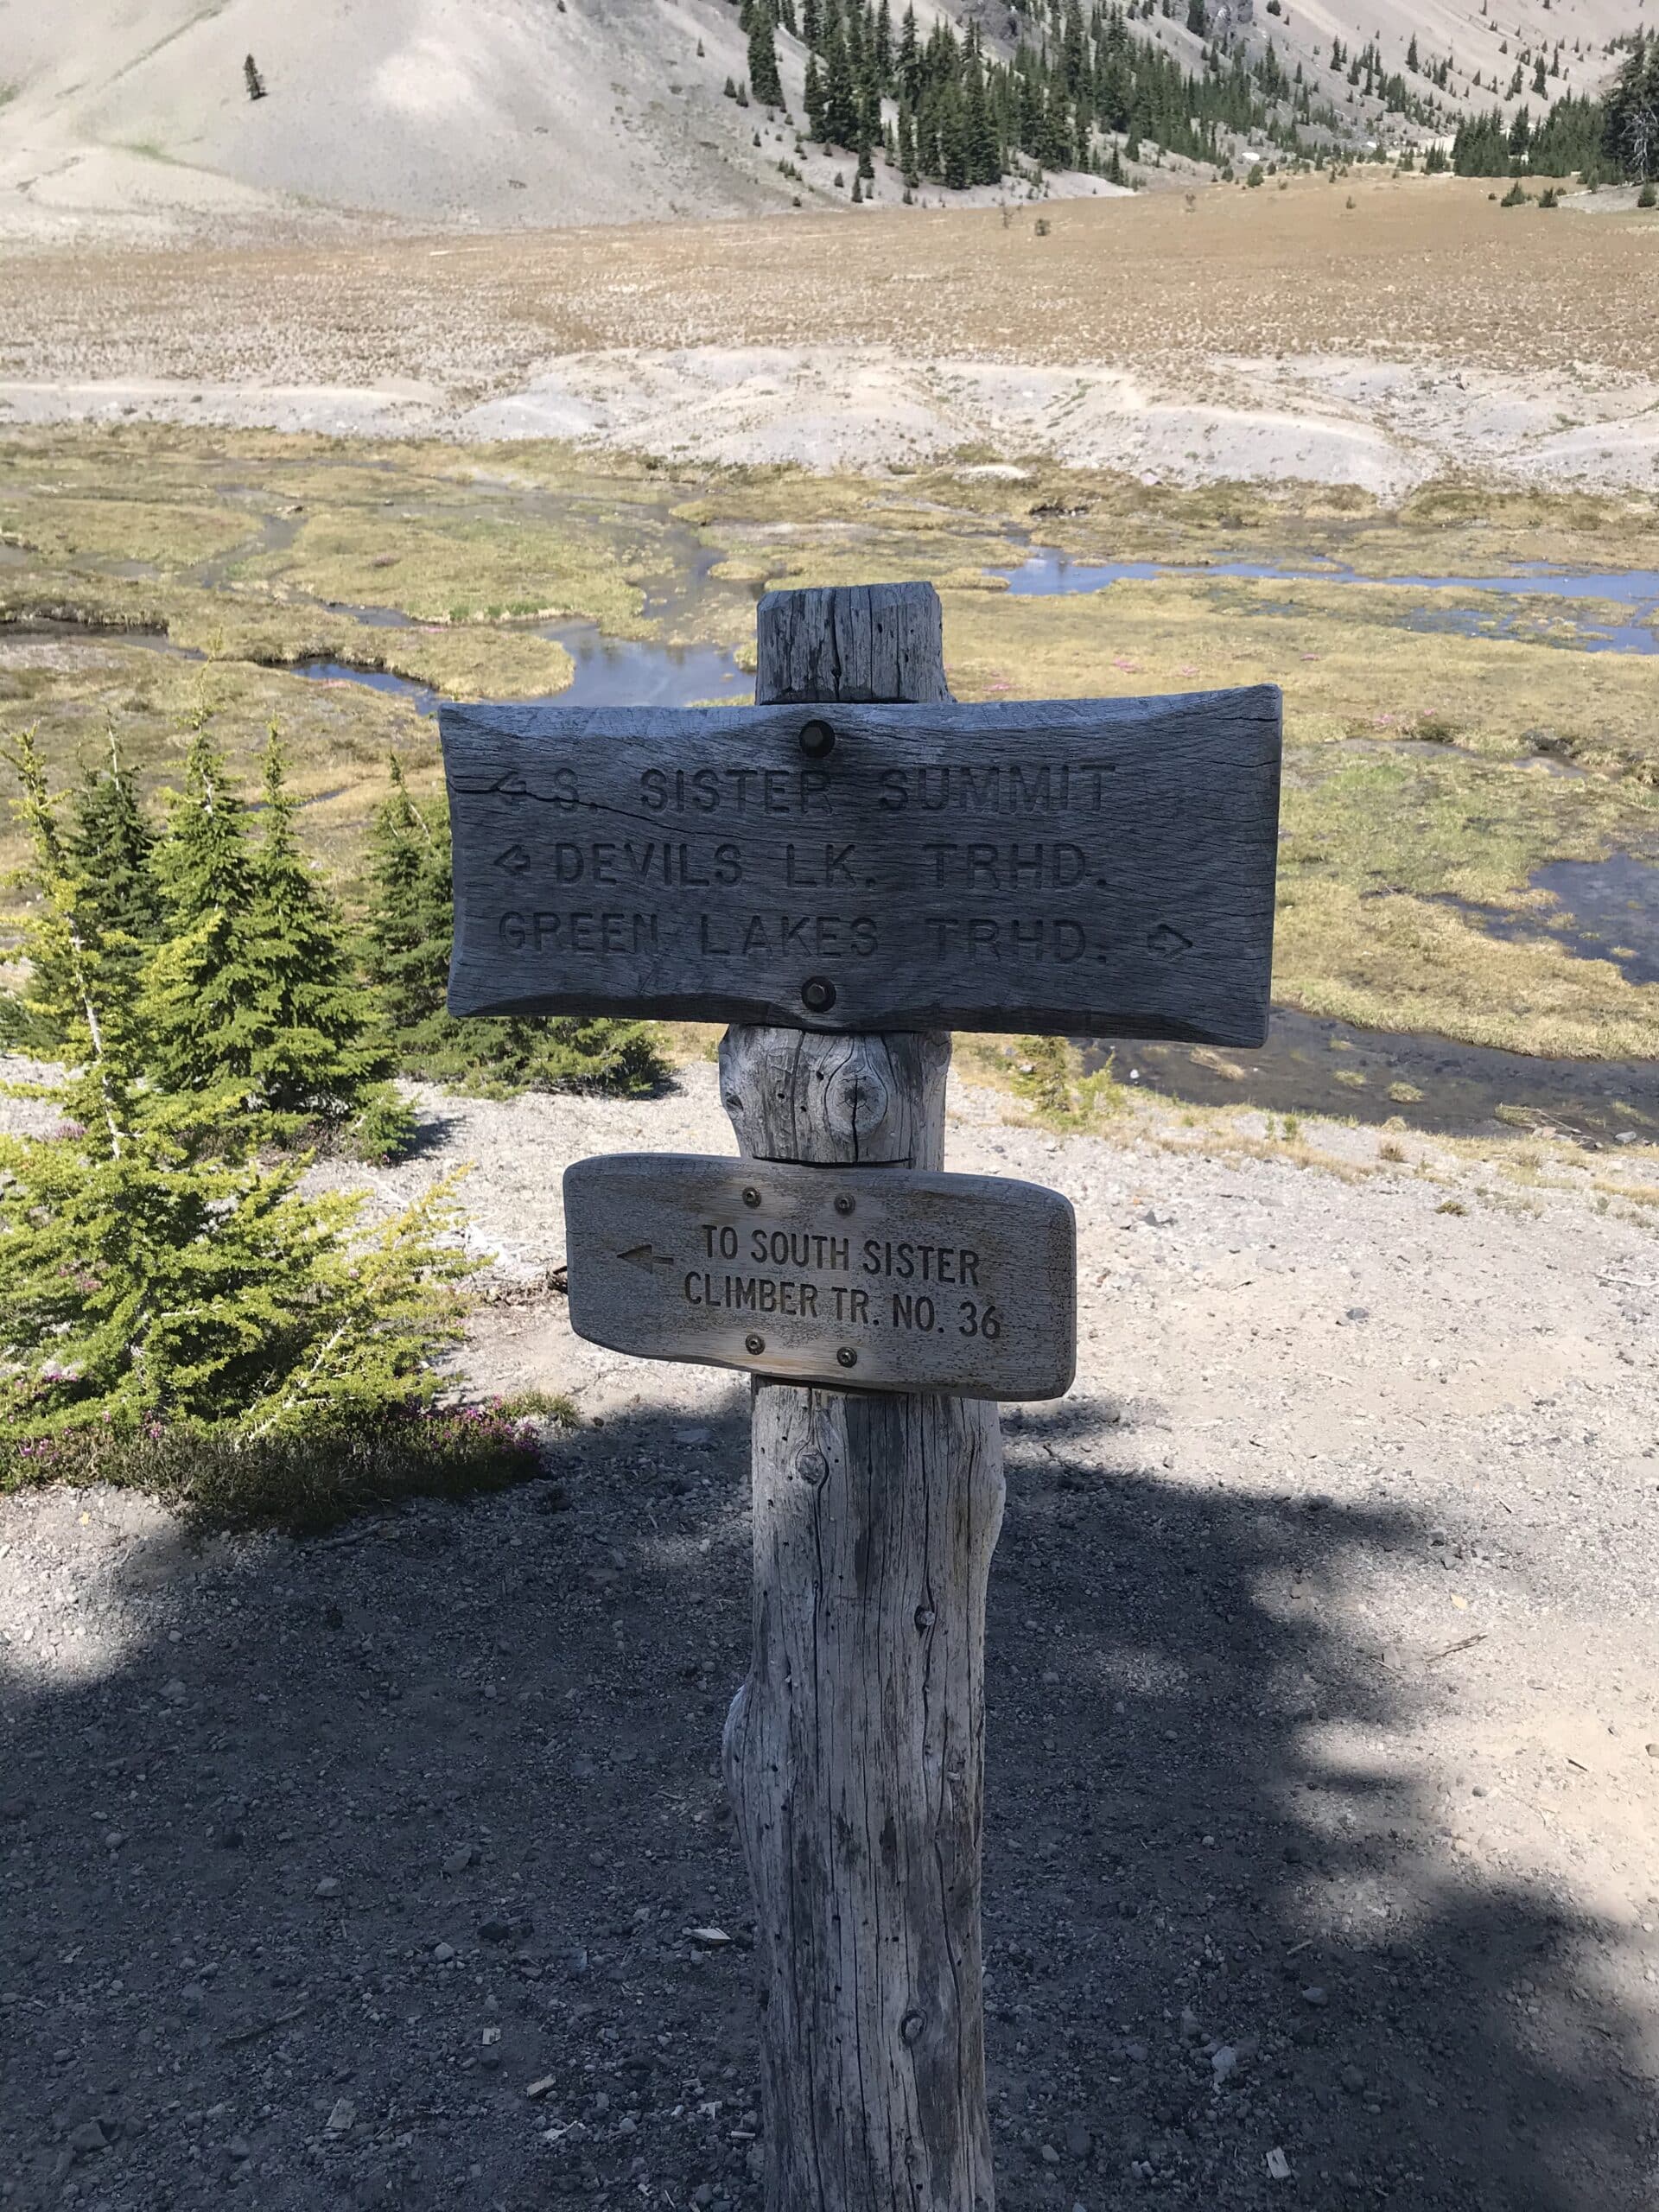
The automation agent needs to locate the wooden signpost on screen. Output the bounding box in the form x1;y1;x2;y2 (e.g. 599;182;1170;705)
440;582;1281;2212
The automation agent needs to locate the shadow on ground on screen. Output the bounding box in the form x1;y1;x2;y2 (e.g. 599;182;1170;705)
0;1393;1649;2209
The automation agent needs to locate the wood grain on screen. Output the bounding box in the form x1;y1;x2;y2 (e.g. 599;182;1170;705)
563;1152;1076;1400
721;582;1003;2212
439;683;1282;1044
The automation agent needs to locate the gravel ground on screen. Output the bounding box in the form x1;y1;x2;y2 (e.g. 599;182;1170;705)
3;1062;1658;2210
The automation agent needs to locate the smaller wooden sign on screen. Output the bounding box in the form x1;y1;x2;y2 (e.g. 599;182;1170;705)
563;1154;1076;1401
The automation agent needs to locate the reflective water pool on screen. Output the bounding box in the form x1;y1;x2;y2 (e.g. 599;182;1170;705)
996;552;1659;654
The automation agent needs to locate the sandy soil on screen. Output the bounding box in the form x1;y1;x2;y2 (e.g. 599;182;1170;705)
0;183;1654;493
3;1061;1657;2207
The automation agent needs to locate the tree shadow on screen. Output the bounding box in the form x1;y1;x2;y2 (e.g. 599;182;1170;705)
0;1389;1649;2209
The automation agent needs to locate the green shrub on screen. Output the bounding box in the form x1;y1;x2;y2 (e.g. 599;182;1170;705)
1;1394;575;1530
1009;1034;1126;1126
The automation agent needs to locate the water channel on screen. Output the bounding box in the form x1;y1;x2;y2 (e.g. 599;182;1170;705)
12;540;1658;1141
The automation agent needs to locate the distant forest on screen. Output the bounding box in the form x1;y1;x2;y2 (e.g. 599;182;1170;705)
1452;33;1659;180
743;0;1345;189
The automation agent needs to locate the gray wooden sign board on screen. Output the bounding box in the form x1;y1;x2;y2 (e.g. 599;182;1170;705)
440;687;1281;1043
563;1153;1077;1401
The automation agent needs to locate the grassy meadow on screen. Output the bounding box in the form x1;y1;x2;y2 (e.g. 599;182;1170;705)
2;423;1657;1066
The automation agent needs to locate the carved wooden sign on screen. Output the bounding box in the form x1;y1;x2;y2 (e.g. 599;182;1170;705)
563;1152;1077;1401
440;687;1281;1042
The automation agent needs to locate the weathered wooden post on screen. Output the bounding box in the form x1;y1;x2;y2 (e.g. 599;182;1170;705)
440;581;1281;2212
720;584;1001;2212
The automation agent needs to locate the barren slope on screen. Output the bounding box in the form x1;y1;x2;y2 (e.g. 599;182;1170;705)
0;0;1643;240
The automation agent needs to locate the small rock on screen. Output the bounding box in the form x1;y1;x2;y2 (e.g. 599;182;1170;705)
1064;2121;1093;2159
1646;1744;1659;1759
325;2098;355;2135
105;1830;126;1851
67;2120;108;2156
674;1427;710;1445
218;1827;245;1850
227;2137;252;2161
442;1846;474;1875
1340;2064;1366;2095
314;1878;340;1898
1344;1306;1370;1322
525;2075;557;2101
687;1926;732;1948
1301;1986;1328;2007
1211;2045;1238;2081
1040;2143;1060;2165
1122;2040;1149;2064
162;1679;188;1703
1266;2146;1293;2181
432;1942;456;1963
478;1919;512;1944
1179;2006;1201;2040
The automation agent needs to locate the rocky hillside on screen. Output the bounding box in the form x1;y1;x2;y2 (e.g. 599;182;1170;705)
0;0;1641;238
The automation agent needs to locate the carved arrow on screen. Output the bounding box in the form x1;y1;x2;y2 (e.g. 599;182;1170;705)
617;1243;676;1272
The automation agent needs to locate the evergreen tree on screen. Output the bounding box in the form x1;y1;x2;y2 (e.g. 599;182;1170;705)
822;20;860;143
140;717;406;1154
0;729;470;1448
3;729;162;1052
963;43;1001;181
142;709;260;1103
897;3;920;102
804;51;827;136
1605;33;1659;180
749;14;785;106
239;730;410;1152
360;760;669;1101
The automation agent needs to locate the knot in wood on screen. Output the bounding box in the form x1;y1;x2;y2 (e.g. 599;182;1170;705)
900;2008;927;2044
793;1447;830;1485
822;1054;890;1144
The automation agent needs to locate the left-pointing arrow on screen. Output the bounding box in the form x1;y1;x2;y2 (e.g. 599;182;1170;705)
495;842;532;875
618;1243;675;1272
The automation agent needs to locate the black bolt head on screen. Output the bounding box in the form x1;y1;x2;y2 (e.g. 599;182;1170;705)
742;1187;761;1207
801;976;836;1014
834;1194;855;1216
798;717;836;759
746;1332;765;1355
836;1347;857;1369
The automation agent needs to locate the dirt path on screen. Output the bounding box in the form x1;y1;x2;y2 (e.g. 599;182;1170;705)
3;1066;1657;2208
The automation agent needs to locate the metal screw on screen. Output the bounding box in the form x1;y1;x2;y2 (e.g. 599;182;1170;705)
746;1332;766;1356
798;717;836;759
834;1193;855;1216
836;1347;857;1370
742;1187;761;1208
801;976;836;1014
